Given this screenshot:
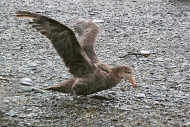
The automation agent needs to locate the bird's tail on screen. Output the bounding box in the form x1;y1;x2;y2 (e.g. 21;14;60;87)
45;78;75;94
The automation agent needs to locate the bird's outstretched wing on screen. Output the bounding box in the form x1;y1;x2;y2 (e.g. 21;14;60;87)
73;19;101;64
16;11;95;77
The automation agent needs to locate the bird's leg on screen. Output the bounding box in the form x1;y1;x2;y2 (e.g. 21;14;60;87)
73;91;88;100
89;95;113;100
73;91;102;102
73;94;88;100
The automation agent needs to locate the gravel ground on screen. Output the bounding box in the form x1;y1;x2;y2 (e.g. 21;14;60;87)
0;0;190;126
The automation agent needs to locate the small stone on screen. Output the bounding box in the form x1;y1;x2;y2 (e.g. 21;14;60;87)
0;76;6;80
19;77;33;86
31;87;44;93
93;19;104;23
140;50;150;54
93;11;98;13
182;121;190;127
26;123;32;126
0;110;3;117
6;110;18;117
155;58;165;62
111;118;118;121
28;62;38;67
26;108;32;111
140;50;150;57
119;106;131;111
4;99;9;103
36;10;45;13
136;93;146;98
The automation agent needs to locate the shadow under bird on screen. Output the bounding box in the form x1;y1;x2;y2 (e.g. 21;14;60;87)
16;11;137;100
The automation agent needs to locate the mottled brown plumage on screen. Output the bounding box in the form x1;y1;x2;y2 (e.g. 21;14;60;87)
16;11;137;97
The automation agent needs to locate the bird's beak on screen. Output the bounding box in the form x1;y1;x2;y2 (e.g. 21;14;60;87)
127;75;137;88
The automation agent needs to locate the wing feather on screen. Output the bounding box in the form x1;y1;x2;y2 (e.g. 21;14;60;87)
16;11;95;77
73;19;101;63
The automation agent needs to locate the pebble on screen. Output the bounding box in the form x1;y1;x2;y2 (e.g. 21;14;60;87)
26;108;33;111
0;76;6;80
36;10;45;14
182;122;190;127
136;93;146;98
140;50;150;57
93;19;104;23
19;77;33;86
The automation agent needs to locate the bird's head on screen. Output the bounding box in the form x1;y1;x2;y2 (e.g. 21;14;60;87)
116;66;137;88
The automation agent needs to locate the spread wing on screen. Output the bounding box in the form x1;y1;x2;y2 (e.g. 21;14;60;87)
16;11;95;77
73;19;101;64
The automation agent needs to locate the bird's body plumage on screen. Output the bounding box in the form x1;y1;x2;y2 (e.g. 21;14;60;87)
16;11;137;97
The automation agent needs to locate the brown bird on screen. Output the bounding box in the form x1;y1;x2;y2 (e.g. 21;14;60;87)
16;11;137;100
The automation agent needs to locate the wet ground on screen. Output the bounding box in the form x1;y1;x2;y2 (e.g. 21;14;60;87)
0;0;190;126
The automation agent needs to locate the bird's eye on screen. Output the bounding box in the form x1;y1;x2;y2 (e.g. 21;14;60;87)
126;71;131;74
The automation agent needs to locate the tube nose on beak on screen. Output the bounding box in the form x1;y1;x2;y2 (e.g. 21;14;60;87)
127;76;137;88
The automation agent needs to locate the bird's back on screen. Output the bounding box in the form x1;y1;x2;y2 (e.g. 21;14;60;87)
73;65;121;95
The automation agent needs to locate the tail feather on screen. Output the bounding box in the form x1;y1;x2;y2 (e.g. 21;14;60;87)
44;78;75;94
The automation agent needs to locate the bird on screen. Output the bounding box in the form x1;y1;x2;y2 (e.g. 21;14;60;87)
16;11;137;100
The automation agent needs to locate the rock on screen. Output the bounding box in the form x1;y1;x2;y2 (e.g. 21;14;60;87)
136;93;146;98
26;108;33;111
36;10;45;13
119;106;131;111
0;76;7;80
182;122;190;127
140;50;150;57
19;77;33;86
93;19;104;23
31;87;44;93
